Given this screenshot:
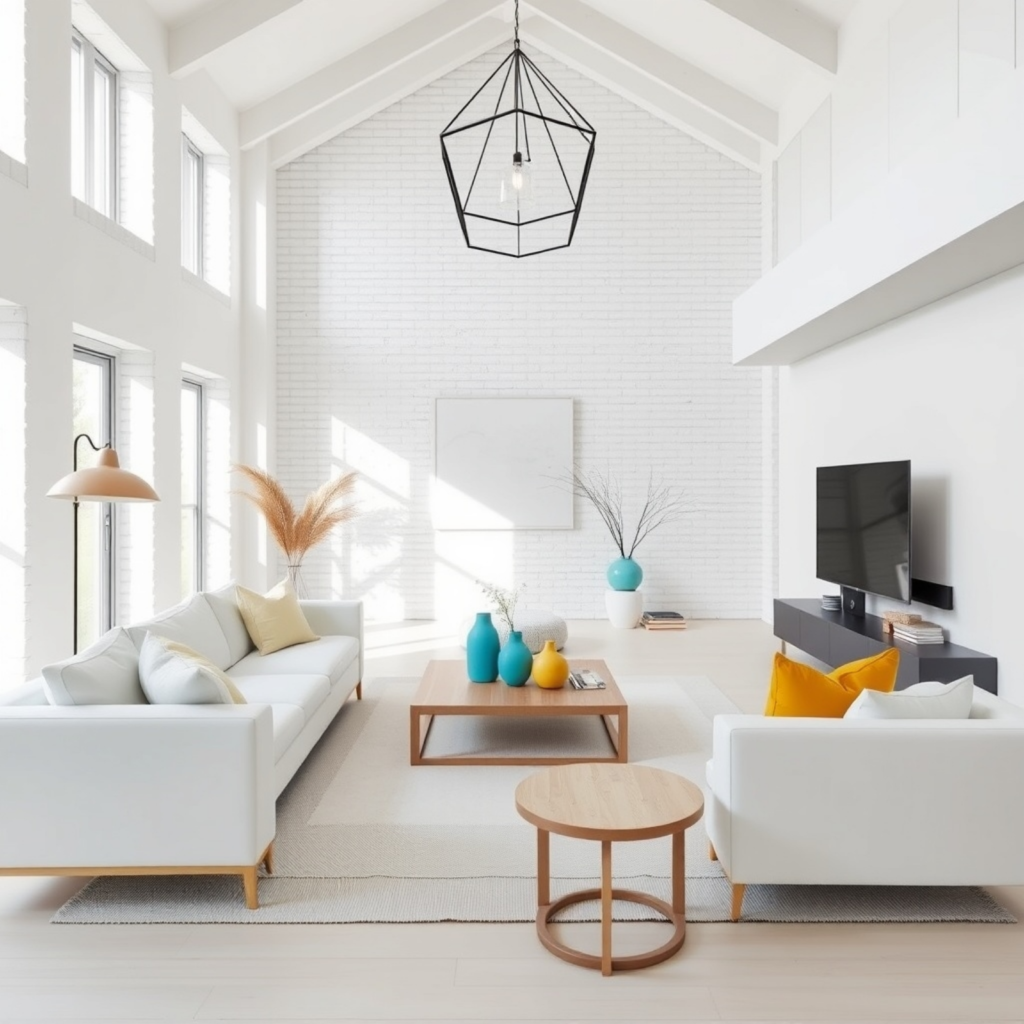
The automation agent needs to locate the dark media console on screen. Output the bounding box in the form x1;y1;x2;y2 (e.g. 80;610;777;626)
774;598;997;695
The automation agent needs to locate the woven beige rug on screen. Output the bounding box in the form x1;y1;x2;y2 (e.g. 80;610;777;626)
54;676;1014;925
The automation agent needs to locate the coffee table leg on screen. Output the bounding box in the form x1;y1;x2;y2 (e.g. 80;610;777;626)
617;708;628;763
410;709;420;765
601;840;613;976
537;829;550;907
672;829;685;916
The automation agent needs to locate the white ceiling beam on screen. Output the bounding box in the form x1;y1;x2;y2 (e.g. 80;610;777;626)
169;0;304;78
268;17;511;168
521;20;762;170
701;0;838;75
243;0;503;150
526;0;777;144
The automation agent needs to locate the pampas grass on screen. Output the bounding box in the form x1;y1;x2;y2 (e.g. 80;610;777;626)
233;466;359;564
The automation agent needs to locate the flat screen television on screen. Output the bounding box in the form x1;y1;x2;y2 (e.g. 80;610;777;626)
817;460;911;603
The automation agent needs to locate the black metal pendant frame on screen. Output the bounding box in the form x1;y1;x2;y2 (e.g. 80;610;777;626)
440;39;596;258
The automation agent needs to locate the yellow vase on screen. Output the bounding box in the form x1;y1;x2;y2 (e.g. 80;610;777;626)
532;640;569;690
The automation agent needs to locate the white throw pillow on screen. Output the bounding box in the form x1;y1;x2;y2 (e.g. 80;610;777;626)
844;675;974;720
126;593;233;670
41;628;146;706
203;584;255;666
139;633;246;705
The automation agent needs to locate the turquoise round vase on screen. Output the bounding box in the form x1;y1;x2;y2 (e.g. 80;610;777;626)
607;556;643;591
498;630;533;687
466;612;500;683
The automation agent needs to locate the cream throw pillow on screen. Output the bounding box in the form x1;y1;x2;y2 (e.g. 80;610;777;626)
235;579;319;656
139;633;246;705
138;630;245;704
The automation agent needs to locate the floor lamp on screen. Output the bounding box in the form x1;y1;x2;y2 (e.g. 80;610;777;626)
47;433;160;653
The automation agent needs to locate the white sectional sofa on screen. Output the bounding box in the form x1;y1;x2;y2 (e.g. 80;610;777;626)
706;686;1024;920
0;588;363;908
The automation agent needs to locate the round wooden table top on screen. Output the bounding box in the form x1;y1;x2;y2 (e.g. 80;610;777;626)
515;763;704;842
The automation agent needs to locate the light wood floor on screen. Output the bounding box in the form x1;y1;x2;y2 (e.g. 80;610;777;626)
3;619;1022;1023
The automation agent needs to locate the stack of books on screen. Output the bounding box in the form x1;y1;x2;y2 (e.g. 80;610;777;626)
821;595;841;612
892;621;945;645
641;611;687;631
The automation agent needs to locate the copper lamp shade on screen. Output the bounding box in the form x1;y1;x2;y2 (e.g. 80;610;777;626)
47;446;159;503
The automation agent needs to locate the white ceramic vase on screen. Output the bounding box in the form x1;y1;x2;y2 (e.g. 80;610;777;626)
605;589;643;629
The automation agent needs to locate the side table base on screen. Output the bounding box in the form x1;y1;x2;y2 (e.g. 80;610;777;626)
536;887;686;973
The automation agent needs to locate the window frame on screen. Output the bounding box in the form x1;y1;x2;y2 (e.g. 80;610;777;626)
181;133;205;277
181;377;205;594
72;344;116;646
71;29;118;219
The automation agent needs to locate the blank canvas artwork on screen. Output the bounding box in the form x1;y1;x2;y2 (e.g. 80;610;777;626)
434;398;574;530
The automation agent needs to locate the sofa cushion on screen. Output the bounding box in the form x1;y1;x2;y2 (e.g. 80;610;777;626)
845;675;974;720
139;634;247;706
764;649;899;718
236;580;319;656
230;673;330;720
269;703;306;763
229;636;358;688
41;628;146;706
127;594;232;671
203;585;255;666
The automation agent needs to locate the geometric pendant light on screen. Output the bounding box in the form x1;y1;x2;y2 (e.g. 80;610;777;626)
440;0;596;258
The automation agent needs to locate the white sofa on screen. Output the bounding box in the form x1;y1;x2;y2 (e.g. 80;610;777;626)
0;588;363;908
706;687;1024;920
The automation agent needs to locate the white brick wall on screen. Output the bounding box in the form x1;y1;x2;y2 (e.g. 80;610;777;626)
275;47;764;622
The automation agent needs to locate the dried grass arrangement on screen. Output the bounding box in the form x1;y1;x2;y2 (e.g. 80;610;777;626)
233;465;359;593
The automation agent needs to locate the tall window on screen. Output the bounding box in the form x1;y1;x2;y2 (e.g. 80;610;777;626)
73;347;115;650
181;379;204;595
71;30;117;218
181;134;203;275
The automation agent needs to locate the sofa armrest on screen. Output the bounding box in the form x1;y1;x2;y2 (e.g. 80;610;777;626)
0;704;275;869
300;599;364;681
708;714;1024;886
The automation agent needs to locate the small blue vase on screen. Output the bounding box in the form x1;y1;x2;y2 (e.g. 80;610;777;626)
607;557;643;591
466;612;500;682
498;630;533;687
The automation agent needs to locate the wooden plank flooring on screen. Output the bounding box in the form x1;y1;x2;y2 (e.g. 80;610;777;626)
2;618;1022;1022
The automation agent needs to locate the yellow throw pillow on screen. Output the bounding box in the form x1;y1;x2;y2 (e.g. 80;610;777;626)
235;579;319;656
764;648;899;717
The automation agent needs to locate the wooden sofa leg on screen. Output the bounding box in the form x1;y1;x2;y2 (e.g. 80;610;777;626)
242;866;259;910
262;842;274;875
709;842;718;861
731;883;746;922
355;681;362;700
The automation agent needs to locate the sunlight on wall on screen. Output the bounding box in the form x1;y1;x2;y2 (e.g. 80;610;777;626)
205;156;231;294
331;417;410;620
434;530;514;627
0;0;25;164
204;380;232;589
119;73;154;243
255;422;267;567
0;305;26;686
255;200;267;310
432;478;514;531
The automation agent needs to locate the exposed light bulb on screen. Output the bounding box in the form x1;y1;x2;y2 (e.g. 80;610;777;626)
499;151;533;207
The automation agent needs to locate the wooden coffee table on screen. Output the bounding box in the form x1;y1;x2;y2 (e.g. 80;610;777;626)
409;659;627;766
515;763;704;976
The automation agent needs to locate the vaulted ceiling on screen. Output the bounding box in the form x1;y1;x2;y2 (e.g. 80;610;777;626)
146;0;861;170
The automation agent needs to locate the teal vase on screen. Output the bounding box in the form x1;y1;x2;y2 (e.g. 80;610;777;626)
498;630;533;687
607;557;643;591
466;612;500;682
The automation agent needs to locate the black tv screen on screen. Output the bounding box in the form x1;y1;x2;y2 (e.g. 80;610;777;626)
817;461;911;602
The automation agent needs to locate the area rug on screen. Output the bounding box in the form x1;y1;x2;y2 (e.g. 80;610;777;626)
53;676;1015;925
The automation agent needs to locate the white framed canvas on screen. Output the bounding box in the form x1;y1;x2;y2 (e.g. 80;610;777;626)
433;397;574;530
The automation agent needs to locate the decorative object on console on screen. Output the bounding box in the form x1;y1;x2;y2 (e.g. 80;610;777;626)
47;433;160;653
497;630;533;687
882;609;922;634
466;612;500;683
763;649;899;718
233;465;358;598
892;621;945;645
235;579;319;656
605;589;644;630
439;0;595;258
532;640;569;689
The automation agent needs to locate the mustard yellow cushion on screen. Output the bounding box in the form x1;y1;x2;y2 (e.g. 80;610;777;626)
764;648;899;717
235;580;319;656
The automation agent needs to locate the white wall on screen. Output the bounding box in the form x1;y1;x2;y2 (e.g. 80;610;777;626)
0;1;243;680
273;47;764;623
778;265;1024;702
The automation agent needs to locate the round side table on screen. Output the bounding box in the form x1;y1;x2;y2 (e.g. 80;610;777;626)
515;763;704;976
